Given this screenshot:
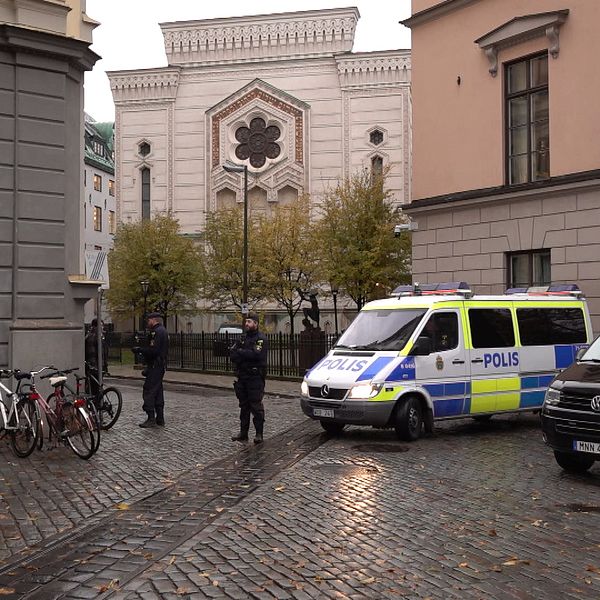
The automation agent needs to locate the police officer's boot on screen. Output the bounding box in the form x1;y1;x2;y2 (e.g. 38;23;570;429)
139;414;156;428
253;433;264;444
231;431;249;442
156;409;165;427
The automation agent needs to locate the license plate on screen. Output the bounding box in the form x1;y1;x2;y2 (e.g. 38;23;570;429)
314;408;334;418
573;440;600;454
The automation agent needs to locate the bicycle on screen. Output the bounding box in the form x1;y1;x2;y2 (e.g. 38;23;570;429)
42;367;101;455
0;369;40;458
84;361;123;430
27;366;97;460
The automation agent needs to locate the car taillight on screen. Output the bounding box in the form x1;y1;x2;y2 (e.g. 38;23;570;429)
74;398;86;408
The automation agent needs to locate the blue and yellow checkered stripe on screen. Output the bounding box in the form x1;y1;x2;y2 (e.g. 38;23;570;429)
414;374;555;417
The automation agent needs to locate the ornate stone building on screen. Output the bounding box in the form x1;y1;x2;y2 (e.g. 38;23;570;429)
108;7;411;236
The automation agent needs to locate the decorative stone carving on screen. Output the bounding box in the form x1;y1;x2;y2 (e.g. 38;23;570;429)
475;10;569;77
209;83;306;168
109;69;181;102
336;51;411;89
161;7;359;65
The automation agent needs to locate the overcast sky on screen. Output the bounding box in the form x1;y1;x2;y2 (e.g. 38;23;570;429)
83;0;412;122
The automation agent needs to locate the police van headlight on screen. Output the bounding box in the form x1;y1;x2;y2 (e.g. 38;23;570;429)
544;387;561;406
348;383;382;399
301;380;309;396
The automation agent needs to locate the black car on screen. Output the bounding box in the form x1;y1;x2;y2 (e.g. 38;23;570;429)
541;339;600;473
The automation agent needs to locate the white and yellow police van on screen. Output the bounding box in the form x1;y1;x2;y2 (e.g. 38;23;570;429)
300;282;592;440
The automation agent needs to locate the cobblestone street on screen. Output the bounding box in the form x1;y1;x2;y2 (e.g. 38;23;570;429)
1;379;600;599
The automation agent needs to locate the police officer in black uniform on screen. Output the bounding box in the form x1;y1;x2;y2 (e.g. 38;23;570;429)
230;313;268;444
132;312;169;428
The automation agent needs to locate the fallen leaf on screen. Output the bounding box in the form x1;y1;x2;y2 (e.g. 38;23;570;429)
458;562;469;568
114;502;129;510
168;556;176;565
176;587;191;595
488;529;498;537
177;491;186;496
532;520;543;527
502;559;530;566
274;485;286;492
586;566;600;574
97;579;119;593
0;588;15;596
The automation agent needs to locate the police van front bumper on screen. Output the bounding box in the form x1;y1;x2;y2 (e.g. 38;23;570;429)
301;397;395;427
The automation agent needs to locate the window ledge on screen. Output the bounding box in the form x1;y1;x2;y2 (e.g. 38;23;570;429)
475;10;569;76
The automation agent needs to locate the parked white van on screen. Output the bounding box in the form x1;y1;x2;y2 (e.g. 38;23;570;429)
300;283;592;440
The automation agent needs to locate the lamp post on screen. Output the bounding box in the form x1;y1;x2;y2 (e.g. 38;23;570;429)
331;283;339;337
140;279;149;330
222;160;249;318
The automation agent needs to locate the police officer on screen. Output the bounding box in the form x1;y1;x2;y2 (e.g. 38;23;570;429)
230;313;268;444
132;312;168;428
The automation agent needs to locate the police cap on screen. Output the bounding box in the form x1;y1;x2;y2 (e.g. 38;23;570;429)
246;313;259;324
147;311;162;319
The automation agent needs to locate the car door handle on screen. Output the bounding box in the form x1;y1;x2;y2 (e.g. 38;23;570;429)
471;358;484;364
452;359;465;364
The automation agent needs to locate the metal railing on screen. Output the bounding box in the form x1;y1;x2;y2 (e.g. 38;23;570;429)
105;331;338;380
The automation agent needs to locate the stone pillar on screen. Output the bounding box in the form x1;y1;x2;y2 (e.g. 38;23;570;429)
0;24;99;369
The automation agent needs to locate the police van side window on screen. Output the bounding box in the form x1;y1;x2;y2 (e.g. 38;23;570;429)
517;308;586;345
422;312;459;352
468;309;515;348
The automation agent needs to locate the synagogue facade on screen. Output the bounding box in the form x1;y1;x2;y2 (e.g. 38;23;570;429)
107;7;411;235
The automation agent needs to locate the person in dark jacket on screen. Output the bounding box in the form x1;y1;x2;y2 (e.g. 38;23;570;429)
132;312;169;428
230;313;268;444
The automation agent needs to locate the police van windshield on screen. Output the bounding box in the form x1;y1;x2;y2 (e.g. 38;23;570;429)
579;335;600;362
335;309;427;351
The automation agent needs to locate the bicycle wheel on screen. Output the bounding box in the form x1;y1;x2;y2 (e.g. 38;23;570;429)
98;386;123;430
85;397;101;453
63;404;96;459
10;398;40;458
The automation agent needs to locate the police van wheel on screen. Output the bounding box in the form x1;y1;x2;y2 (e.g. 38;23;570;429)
320;420;345;435
395;397;422;441
554;450;595;473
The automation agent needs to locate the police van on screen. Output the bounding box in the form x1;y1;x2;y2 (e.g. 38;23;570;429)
300;282;592;440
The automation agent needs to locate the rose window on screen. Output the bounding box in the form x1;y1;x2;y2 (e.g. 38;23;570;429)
235;117;281;169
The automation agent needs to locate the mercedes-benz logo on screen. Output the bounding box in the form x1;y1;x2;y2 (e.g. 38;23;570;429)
321;384;329;398
591;396;600;412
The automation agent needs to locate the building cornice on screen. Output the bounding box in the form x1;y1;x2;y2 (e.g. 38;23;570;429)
401;0;481;29
336;49;411;88
0;23;98;72
160;7;359;66
107;67;181;103
404;169;600;214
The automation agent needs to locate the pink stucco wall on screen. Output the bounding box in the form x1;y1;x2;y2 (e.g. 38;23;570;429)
411;0;600;200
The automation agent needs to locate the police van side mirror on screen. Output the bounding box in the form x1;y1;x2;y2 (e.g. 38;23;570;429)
409;336;433;356
576;347;588;361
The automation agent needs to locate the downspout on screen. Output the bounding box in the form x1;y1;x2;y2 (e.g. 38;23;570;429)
10;58;18;366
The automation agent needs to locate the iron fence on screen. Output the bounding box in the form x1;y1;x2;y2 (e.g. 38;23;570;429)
106;331;338;380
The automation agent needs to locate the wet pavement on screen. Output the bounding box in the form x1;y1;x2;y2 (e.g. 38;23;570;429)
1;375;600;599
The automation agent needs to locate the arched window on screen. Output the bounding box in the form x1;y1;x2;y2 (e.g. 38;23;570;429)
141;167;150;220
371;155;383;179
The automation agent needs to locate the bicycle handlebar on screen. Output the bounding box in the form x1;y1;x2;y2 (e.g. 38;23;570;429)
39;367;79;380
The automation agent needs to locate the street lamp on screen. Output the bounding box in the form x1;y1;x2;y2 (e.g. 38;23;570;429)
331;283;339;337
140;279;149;330
222;160;249;318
